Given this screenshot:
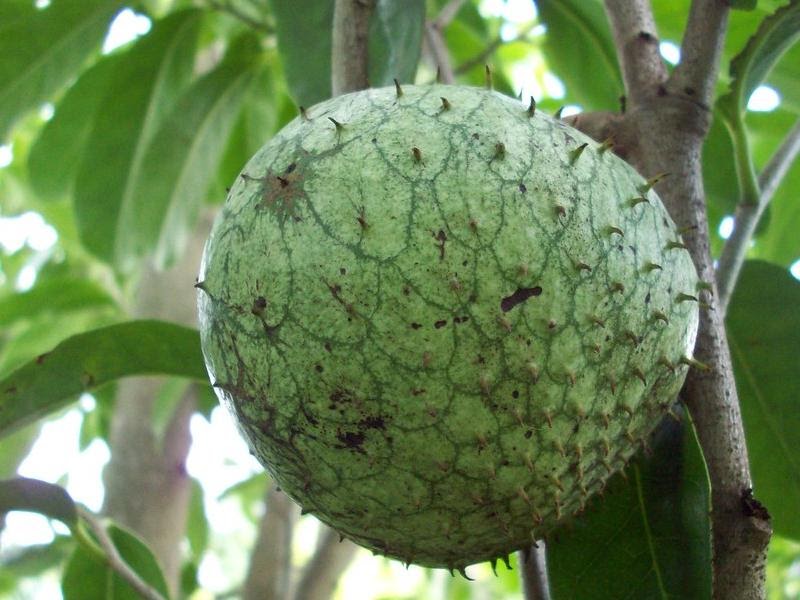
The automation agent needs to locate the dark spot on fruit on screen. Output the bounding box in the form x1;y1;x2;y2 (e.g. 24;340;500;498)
410;322;422;330
453;316;469;324
411;388;426;396
525;430;533;439
324;342;332;352
645;292;651;304
360;416;386;430
500;286;543;312
285;163;296;173
251;296;267;315
403;285;411;296
340;267;347;275
337;430;366;452
315;364;324;373
512;390;519;398
329;388;353;406
472;132;480;140
434;320;447;329
434;229;447;260
519;183;527;193
371;137;377;143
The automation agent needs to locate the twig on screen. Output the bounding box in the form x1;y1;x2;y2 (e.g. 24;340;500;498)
717;119;800;313
603;0;667;107
519;544;551;600
205;0;273;33
331;0;376;96
243;482;299;600
455;21;537;76
293;527;359;600
74;507;167;600
434;0;468;28
424;20;456;84
670;0;730;106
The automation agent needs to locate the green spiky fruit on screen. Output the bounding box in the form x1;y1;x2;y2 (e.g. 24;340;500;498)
197;84;700;571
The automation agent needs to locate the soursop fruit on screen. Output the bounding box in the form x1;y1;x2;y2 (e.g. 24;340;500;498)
197;83;700;571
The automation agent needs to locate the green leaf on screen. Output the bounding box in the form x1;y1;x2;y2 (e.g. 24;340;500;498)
0;536;74;583
727;260;800;540
766;43;800;115
368;0;425;88
0;477;78;527
0;423;40;478
748;110;800;266
271;0;424;107
731;0;757;9
535;0;623;109
186;479;208;560
270;0;332;106
0;320;207;438
27;53;125;200
0;277;115;328
218;473;267;520
78;386;115;451
703;110;740;215
210;62;280;203
72;9;202;268
718;0;800;119
0;0;123;140
132;33;262;269
62;523;170;600
547;416;712;600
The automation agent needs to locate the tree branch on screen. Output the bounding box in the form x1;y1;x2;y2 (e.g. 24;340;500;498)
331;0;376;96
424;21;456;84
293;527;359;600
602;0;667;107
243;483;299;600
204;0;273;33
520;544;551;600
433;0;468;28
717;119;800;314
75;508;167;600
602;1;771;597
670;0;729;106
455;22;536;76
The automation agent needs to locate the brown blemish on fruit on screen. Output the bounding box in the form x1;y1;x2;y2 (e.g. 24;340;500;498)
500;286;542;312
243;165;306;219
434;229;447;260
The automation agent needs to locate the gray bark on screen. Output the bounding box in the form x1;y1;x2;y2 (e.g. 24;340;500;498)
243;483;299;600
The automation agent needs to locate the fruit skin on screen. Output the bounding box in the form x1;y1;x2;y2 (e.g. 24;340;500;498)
197;84;699;570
